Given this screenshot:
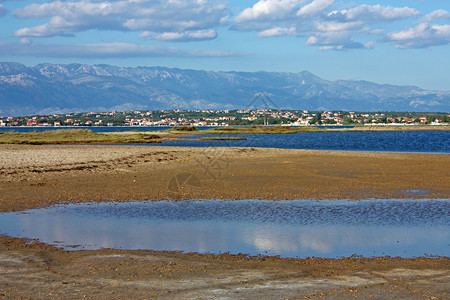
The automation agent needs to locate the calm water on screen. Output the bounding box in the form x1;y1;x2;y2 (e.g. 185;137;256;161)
159;130;450;153
1;199;448;258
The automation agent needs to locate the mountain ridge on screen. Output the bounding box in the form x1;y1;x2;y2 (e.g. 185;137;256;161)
0;62;448;116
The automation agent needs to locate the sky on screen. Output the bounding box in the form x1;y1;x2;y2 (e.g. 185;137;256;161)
0;0;449;90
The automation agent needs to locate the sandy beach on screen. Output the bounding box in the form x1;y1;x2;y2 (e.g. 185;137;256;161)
1;144;449;298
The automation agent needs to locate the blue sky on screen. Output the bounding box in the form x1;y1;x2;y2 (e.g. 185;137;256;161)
0;0;449;90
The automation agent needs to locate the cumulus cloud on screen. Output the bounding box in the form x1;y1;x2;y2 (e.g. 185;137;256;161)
305;30;372;51
5;0;450;52
233;0;303;31
232;1;439;51
337;5;419;23
383;9;450;49
297;0;334;17
235;0;303;22
0;41;243;58
12;0;228;41
386;23;450;49
421;9;450;23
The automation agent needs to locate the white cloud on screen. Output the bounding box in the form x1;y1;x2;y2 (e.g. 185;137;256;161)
258;26;296;37
233;0;304;31
235;0;303;22
297;0;334;17
306;31;367;50
6;0;450;52
314;20;362;32
342;5;419;23
12;0;228;41
364;41;375;49
0;41;243;58
386;23;450;49
370;29;384;35
382;9;450;49
141;29;217;42
421;9;450;23
232;1;442;51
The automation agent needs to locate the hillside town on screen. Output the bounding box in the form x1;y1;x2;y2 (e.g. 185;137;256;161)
1;109;448;127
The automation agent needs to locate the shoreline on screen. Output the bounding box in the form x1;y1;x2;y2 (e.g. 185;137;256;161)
1;144;449;298
1;124;449;128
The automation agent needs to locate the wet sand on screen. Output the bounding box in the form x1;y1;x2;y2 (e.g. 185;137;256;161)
0;144;449;298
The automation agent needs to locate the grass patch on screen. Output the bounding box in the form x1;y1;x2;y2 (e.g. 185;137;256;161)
198;137;247;141
0;129;161;145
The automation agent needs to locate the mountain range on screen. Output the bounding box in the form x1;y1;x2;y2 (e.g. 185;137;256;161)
0;62;449;116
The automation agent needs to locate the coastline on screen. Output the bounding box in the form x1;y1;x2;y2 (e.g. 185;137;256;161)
1;144;449;298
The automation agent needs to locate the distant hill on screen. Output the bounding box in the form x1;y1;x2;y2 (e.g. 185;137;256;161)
0;62;448;116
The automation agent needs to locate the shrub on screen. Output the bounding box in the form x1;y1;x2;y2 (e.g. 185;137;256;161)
172;125;198;131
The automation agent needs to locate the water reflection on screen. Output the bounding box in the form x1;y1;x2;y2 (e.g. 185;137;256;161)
0;199;448;258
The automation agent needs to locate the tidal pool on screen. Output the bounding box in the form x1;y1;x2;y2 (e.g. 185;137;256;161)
0;199;448;258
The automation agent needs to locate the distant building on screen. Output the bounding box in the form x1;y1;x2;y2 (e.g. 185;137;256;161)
418;117;427;123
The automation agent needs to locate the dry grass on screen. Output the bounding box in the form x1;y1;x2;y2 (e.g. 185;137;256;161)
0;129;161;144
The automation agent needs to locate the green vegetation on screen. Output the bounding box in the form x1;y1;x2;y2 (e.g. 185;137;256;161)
170;125;198;131
200;126;323;134
0;129;161;145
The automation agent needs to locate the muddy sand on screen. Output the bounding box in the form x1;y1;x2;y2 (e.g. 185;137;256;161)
0;144;449;298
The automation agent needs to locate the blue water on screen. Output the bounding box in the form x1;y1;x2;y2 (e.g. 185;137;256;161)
160;130;450;153
1;126;448;153
0;199;448;258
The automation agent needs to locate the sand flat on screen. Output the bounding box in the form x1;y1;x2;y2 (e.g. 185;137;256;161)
0;144;449;212
0;144;449;298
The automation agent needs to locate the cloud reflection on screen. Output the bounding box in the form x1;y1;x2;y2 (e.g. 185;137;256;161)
0;200;448;258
